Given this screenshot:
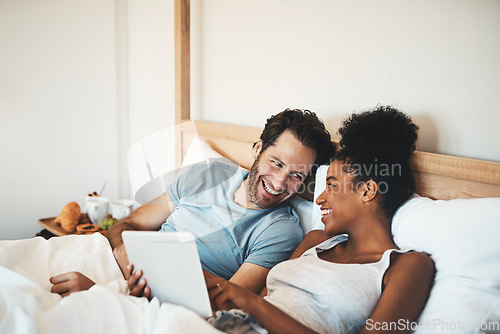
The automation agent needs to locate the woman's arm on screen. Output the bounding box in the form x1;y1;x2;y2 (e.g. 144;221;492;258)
205;272;317;334
361;252;435;334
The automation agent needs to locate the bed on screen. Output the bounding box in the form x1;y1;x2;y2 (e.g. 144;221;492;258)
2;0;500;333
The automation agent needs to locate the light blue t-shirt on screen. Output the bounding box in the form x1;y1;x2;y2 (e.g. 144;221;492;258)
161;162;302;280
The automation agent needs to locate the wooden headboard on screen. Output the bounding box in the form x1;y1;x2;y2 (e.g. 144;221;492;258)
176;119;500;201
173;0;500;201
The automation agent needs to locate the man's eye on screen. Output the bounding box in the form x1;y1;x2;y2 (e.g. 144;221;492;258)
293;173;303;181
273;161;283;168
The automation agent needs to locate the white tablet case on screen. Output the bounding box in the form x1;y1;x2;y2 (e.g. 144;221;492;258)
122;231;212;318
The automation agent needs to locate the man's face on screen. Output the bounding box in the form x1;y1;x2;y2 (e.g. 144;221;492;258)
247;130;316;209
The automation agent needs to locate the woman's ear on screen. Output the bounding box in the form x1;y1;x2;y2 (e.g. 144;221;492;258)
253;140;263;159
361;180;378;202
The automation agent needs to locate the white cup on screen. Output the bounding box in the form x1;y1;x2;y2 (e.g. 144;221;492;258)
85;197;110;225
110;199;135;220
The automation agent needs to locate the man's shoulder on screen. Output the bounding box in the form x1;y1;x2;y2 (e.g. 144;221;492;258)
190;160;242;179
178;160;242;187
270;202;299;221
210;160;243;175
260;204;301;233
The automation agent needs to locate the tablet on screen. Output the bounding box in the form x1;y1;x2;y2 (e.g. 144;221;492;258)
122;231;213;318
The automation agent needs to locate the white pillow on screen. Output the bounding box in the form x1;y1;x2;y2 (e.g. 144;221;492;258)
180;137;231;168
290;197;317;236
392;196;500;285
133;137;231;204
391;196;500;332
310;165;329;232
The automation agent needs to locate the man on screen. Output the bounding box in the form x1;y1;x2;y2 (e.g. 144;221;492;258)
51;109;335;297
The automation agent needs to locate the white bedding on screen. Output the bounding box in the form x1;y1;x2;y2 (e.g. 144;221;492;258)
0;233;223;334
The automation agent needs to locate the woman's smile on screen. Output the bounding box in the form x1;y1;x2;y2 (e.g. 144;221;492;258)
320;207;332;223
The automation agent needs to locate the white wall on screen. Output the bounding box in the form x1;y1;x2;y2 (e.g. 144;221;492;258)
0;0;120;239
193;0;500;162
0;0;176;240
127;0;174;146
1;0;499;239
0;0;175;240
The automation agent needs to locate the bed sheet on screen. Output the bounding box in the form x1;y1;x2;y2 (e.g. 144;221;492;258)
0;233;223;334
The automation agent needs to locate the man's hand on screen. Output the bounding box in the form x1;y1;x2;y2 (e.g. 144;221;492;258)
105;193;175;278
50;272;95;297
126;263;151;300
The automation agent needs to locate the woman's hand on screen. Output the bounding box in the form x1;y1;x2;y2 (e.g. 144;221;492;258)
205;271;317;334
49;271;95;297
204;271;260;314
126;263;151;300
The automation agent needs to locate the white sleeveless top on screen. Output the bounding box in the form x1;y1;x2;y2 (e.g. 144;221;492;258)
264;234;409;334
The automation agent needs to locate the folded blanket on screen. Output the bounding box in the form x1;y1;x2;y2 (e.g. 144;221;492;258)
0;234;223;333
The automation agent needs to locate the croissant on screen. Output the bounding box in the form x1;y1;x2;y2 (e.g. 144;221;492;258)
54;202;81;233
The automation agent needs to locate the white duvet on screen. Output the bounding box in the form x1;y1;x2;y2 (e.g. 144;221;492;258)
0;233;223;334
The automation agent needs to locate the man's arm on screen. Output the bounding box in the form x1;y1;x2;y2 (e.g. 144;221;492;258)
106;192;175;277
229;262;270;294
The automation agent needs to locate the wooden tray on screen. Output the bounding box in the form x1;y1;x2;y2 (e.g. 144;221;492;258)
38;214;98;236
38;217;73;236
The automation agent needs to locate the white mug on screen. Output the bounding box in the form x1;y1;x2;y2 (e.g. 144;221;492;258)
85;197;110;225
110;199;135;220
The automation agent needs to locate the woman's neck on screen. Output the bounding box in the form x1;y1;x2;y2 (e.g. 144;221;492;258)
323;213;397;264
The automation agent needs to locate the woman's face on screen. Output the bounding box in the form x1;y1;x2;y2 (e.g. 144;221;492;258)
315;161;365;235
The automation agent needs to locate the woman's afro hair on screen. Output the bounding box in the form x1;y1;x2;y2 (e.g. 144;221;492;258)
336;105;419;219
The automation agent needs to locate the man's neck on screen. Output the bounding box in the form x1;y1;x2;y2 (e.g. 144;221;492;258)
233;178;260;210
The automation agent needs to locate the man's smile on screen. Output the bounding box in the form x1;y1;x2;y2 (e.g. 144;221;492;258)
262;179;284;196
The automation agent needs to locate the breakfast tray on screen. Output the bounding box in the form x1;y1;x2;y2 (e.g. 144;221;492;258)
38;213;98;236
38;217;72;236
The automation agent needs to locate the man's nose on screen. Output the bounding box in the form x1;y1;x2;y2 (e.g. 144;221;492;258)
272;170;289;192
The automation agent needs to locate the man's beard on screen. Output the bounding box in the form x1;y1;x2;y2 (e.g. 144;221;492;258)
247;157;293;209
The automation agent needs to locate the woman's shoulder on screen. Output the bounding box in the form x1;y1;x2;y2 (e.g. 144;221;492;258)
386;251;435;285
393;251;434;270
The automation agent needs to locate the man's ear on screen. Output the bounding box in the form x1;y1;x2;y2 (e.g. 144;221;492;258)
253;140;263;159
361;180;378;202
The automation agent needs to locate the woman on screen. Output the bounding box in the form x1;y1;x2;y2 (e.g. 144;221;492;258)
204;105;435;334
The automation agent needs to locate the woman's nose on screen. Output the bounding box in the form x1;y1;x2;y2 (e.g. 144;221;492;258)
316;190;326;205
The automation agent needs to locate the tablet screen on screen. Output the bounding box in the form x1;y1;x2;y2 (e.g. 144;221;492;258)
122;231;212;318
